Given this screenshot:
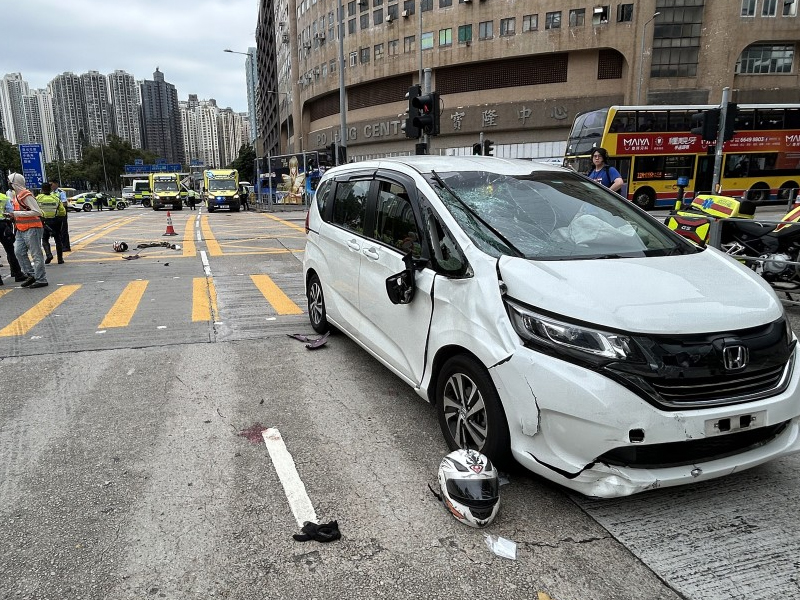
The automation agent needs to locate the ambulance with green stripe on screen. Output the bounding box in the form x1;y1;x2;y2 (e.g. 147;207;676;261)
133;179;151;207
203;169;240;212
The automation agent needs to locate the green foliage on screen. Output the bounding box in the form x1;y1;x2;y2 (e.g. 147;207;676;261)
228;144;255;182
0;138;22;188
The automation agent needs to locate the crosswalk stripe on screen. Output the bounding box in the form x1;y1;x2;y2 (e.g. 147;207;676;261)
192;277;218;322
98;280;149;328
0;285;82;337
200;216;223;256
250;274;303;315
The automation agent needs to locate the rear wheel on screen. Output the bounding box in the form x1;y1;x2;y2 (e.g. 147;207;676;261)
746;183;771;203
83;204;92;212
778;182;799;202
307;273;329;334
436;355;511;467
632;187;655;210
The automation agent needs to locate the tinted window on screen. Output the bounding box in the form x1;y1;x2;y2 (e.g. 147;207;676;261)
316;179;333;216
372;181;422;257
332;180;370;234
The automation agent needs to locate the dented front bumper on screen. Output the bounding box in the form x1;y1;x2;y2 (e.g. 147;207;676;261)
490;346;800;498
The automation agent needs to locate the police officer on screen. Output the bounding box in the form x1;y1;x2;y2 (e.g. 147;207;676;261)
49;179;72;251
37;182;67;265
0;189;25;284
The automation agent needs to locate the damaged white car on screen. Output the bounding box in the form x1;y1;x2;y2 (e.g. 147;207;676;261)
303;156;800;498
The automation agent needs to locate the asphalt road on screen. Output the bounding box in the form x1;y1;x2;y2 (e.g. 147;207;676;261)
1;204;798;600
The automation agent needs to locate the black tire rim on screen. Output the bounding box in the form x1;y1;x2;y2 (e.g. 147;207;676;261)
441;372;488;450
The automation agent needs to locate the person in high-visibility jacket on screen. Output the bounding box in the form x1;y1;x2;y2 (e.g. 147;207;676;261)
37;182;67;265
6;172;47;288
0;190;24;286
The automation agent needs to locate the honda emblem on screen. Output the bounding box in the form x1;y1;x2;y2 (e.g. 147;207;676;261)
723;345;748;371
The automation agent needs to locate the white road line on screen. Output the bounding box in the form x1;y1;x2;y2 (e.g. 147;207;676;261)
200;250;212;277
262;428;318;528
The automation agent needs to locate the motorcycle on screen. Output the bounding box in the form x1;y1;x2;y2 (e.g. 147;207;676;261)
666;193;800;291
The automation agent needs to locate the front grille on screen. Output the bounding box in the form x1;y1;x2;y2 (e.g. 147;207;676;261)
597;421;790;469
649;364;788;405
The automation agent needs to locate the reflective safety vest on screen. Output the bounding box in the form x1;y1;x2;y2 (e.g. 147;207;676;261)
37;192;66;218
12;190;44;231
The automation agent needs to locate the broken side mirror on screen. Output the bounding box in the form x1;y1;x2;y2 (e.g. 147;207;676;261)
385;252;417;305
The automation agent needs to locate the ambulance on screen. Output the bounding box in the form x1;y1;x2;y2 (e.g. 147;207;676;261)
203;169;240;212
132;179;151;207
149;173;183;211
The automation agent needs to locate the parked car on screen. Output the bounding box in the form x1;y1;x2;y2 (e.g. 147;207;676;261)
303;156;800;498
67;192;127;212
66;192;94;212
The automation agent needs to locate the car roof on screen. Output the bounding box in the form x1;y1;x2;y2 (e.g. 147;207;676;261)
322;155;570;179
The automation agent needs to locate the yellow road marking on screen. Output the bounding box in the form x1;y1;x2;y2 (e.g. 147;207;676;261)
200;216;223;256
98;280;148;328
183;215;197;257
0;285;81;337
72;215;140;250
192;277;218;322
264;213;307;232
250;274;303;315
0;289;13;299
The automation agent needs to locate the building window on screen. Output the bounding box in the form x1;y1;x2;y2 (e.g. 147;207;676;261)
388;3;399;19
374;0;383;5
458;24;472;42
500;17;516;35
569;9;585;27
617;4;633;22
403;0;415;15
740;0;756;16
359;0;369;11
439;28;453;45
479;20;493;39
762;0;777;16
404;35;416;53
348;18;356;34
374;43;384;59
439;0;452;7
523;14;538;31
784;0;797;16
348;0;356;16
349;51;358;66
360;47;370;63
388;39;400;55
545;11;561;29
592;5;610;25
374;8;383;23
330;59;337;73
360;13;369;29
322;63;328;77
651;1;703;78
736;44;794;73
422;31;434;49
421;0;432;10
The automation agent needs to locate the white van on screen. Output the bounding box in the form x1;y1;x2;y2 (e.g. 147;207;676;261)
303;156;800;498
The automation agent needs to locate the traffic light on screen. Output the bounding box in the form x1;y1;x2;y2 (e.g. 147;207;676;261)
723;103;738;142
483;139;494;156
412;91;440;136
404;85;421;139
690;108;720;142
472;142;482;155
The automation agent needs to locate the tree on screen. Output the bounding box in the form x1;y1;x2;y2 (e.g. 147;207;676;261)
0;138;22;190
228;144;255;182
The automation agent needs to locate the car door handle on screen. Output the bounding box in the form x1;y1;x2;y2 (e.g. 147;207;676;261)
347;239;360;251
362;247;380;260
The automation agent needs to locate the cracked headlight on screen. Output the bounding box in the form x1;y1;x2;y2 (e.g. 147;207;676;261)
505;299;645;365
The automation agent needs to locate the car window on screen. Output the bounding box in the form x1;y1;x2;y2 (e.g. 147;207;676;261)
316;179;333;216
423;206;470;277
331;179;370;234
372;181;422;258
427;170;698;260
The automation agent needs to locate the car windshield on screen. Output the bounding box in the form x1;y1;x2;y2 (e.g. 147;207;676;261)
209;180;237;191
426;170;698;260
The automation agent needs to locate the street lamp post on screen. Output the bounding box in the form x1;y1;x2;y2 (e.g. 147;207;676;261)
636;12;661;105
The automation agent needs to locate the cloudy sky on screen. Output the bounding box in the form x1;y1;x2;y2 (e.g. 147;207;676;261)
6;0;258;113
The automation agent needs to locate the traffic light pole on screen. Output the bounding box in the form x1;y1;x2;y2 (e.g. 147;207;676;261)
712;86;730;194
422;68;432;154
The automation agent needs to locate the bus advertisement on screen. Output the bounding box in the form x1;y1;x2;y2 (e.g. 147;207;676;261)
564;104;800;210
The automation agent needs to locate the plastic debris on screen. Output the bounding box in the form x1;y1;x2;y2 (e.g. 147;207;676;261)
293;520;341;543
287;332;330;350
484;534;517;560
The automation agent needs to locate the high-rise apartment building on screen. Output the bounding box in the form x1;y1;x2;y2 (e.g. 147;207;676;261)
108;70;143;149
0;73;31;145
22;90;57;162
140;68;185;165
49;72;88;162
81;71;113;146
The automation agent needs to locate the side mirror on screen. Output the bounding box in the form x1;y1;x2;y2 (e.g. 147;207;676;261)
385;252;417;305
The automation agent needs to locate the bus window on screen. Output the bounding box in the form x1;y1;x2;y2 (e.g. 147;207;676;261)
615;111;637;132
668;110;694;132
638;111;668;132
724;154;750;178
735;108;756;130
634;155;694;181
756;109;784;129
786;109;800;129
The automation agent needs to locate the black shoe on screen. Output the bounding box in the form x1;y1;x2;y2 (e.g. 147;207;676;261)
20;276;36;287
14;274;27;282
64;248;72;252
58;259;65;264
28;281;49;289
45;256;53;264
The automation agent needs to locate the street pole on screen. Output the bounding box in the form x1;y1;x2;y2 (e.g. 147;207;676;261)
636;12;660;105
712;86;731;194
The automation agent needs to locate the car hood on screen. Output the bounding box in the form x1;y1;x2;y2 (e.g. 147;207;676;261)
498;249;782;334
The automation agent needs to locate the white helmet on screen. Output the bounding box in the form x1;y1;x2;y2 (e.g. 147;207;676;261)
437;449;499;528
113;241;128;252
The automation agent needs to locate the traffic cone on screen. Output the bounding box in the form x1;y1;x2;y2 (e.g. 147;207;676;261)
163;211;178;236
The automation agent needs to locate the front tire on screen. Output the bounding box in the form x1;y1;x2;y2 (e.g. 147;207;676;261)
436;355;511;466
307;273;329;334
632;187;655;210
83;204;92;212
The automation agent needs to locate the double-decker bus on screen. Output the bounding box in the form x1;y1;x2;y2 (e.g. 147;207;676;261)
564;104;800;210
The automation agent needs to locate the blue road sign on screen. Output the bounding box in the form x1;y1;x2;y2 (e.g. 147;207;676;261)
124;163;182;174
19;144;46;189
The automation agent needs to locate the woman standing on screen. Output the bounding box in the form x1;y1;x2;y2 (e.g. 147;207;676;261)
587;147;624;193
